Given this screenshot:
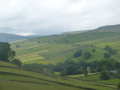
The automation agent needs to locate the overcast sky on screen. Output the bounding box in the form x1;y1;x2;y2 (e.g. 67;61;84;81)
0;0;120;36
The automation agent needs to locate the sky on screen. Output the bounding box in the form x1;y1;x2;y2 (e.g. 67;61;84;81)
0;0;120;36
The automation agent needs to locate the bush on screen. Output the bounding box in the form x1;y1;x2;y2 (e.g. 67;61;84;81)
60;65;76;76
104;53;111;58
75;68;82;74
16;45;20;48
92;48;96;53
84;51;91;59
73;50;82;58
104;45;117;55
11;59;22;66
100;70;110;80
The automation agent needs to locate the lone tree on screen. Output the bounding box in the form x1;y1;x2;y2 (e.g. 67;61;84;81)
104;53;111;58
0;42;15;62
73;50;82;58
84;51;91;59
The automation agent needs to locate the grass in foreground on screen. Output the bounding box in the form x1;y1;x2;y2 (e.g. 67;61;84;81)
0;61;117;90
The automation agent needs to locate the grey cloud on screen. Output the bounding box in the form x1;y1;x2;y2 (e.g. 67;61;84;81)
0;0;120;35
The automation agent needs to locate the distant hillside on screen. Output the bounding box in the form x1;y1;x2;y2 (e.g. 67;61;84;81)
0;33;45;42
61;30;87;35
30;24;120;44
1;24;120;42
95;24;120;32
61;24;120;35
10;24;120;65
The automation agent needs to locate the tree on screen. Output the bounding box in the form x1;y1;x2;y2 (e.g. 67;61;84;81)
75;68;82;74
73;50;82;58
90;44;94;47
92;48;96;53
53;63;65;72
60;65;76;76
0;42;15;62
84;51;91;59
9;50;16;60
100;70;110;80
83;66;88;77
104;45;112;51
110;49;118;55
16;45;20;48
90;60;98;73
96;59;115;72
11;59;22;66
104;45;117;55
65;65;76;75
104;53;111;58
59;60;83;76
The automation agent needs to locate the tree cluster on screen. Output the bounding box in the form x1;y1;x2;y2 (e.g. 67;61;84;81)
23;45;119;79
0;42;22;66
104;45;117;55
73;50;92;60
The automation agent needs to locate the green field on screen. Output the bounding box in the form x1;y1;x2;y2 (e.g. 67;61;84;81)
0;61;117;90
67;73;120;86
11;40;78;64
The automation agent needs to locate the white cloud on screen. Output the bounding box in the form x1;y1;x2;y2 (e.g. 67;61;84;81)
0;0;120;35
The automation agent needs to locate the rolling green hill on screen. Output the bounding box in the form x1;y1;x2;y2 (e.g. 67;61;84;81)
11;24;120;64
0;61;117;90
61;24;120;34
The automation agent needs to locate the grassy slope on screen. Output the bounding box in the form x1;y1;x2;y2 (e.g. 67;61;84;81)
11;25;120;64
67;73;120;86
0;61;117;90
11;40;78;64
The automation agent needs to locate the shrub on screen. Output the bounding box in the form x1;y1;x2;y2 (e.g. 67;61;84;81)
73;50;82;58
84;51;91;59
92;48;96;53
11;59;22;66
104;45;117;55
104;53;111;58
100;70;110;80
